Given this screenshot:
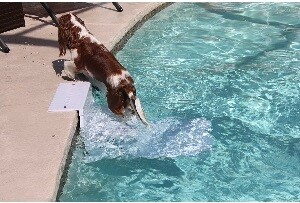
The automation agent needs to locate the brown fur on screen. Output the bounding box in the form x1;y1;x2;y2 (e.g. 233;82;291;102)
58;13;137;117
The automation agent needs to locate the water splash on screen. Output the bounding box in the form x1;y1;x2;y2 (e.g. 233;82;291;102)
81;94;212;162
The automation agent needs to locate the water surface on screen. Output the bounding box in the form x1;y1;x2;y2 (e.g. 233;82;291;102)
59;3;300;201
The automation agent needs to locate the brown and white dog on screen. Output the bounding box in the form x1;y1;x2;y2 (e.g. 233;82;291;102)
58;13;149;125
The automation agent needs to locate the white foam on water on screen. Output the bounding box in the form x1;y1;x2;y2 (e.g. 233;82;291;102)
81;94;212;162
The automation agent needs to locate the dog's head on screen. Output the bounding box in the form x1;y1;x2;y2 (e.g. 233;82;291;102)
107;80;149;125
58;13;86;56
106;81;136;116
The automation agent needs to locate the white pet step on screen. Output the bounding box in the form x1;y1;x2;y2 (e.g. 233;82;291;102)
48;82;91;127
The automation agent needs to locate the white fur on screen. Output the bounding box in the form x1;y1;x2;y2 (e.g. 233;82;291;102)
61;14;148;125
64;60;77;80
107;70;131;88
134;98;149;125
82;70;107;93
70;48;78;61
128;92;134;99
70;13;100;45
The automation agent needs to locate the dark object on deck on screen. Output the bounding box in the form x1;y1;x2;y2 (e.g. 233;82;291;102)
0;37;9;53
0;2;25;53
112;2;123;12
0;3;25;33
0;2;123;53
42;2;123;27
40;2;59;27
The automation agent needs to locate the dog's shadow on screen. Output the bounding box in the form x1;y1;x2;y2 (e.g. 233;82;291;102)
52;59;64;76
52;59;88;81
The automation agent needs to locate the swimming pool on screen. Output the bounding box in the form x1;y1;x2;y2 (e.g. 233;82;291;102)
58;3;300;201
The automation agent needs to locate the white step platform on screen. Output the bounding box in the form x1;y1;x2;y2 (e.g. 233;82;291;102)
48;82;91;128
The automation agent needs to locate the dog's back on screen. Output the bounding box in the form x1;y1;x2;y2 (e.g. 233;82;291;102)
58;13;149;125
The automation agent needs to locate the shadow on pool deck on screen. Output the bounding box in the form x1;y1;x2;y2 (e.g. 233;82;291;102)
1;3;105;49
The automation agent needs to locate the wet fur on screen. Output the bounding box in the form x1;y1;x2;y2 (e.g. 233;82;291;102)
58;13;138;117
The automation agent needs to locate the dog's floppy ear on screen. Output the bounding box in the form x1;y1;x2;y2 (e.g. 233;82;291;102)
124;88;149;126
129;95;149;126
58;14;72;56
106;87;126;116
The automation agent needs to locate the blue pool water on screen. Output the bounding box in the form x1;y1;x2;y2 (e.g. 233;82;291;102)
59;3;300;201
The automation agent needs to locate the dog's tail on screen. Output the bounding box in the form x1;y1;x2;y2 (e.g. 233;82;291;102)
127;91;149;126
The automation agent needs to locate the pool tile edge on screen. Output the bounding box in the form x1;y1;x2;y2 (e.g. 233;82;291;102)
54;2;173;201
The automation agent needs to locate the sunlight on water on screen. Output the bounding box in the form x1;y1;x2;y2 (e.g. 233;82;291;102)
81;90;212;161
59;3;300;201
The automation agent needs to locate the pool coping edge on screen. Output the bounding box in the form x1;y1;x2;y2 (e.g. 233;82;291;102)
54;2;173;201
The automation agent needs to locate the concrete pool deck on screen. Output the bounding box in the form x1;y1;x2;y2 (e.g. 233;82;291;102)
0;2;168;201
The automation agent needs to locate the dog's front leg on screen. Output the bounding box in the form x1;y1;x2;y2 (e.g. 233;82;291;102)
64;60;77;80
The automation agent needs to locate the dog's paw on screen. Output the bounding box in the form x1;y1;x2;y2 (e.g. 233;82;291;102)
63;60;77;79
63;69;75;80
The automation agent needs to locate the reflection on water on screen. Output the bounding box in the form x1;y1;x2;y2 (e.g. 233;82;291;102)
59;3;300;201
